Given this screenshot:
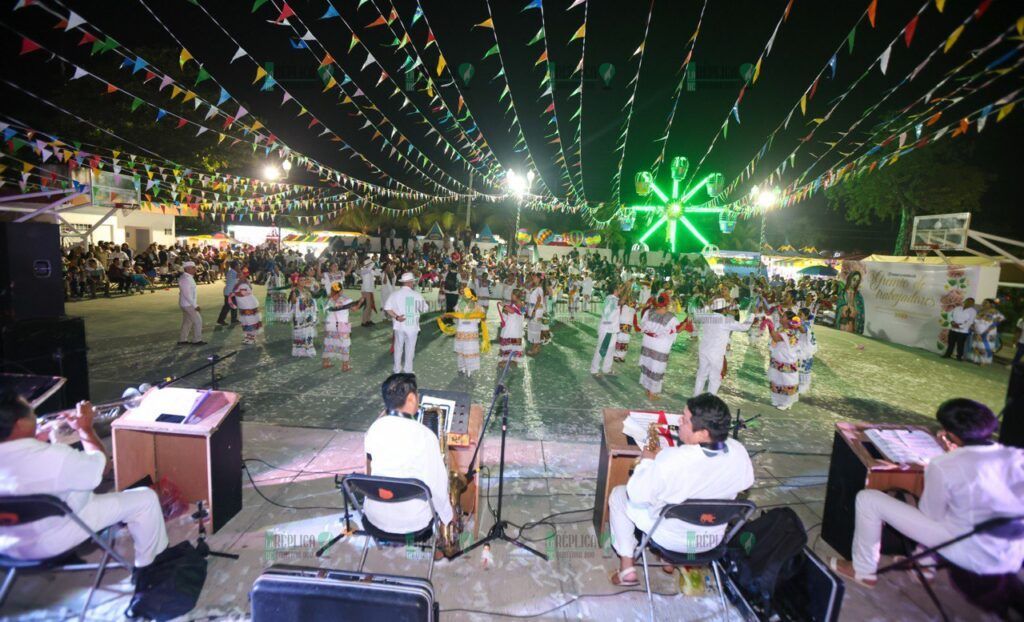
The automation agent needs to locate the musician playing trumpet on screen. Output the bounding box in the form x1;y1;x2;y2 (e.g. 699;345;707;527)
363;374;454;548
0;391;168;572
608;393;754;586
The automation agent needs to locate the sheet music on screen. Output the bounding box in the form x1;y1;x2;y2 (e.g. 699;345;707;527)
864;428;943;465
133;388;203;422
624;411;682;449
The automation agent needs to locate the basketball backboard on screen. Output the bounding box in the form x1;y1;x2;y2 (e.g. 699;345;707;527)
910;212;971;252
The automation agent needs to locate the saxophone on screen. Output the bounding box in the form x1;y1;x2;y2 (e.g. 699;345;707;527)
633;422;661;467
428;405;469;557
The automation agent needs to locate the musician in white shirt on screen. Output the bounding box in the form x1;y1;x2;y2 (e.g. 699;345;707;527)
177;261;205;345
832;399;1024;587
384;272;429;373
609;394;754;586
363;374;454;535
0;392;168;569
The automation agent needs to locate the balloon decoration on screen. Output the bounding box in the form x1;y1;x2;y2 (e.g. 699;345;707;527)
584;231;602;247
534;228;552;245
516;228;532;246
564;230;584;247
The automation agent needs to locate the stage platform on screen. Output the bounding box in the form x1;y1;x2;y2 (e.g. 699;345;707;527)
1;421;1008;621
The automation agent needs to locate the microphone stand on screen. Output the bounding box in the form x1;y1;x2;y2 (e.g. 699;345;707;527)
450;350;547;561
732;409;765;458
156;351;238;390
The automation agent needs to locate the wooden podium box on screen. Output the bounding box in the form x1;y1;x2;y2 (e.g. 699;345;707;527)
821;422;937;560
593;409;642;538
112;389;242;533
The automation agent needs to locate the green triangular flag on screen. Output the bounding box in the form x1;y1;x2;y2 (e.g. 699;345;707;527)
847;27;856;54
528;27;544;46
252;0;269;12
195;67;211;85
131;97;143;112
483;44;500;59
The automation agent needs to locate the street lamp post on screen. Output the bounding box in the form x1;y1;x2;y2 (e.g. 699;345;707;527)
506;170;534;259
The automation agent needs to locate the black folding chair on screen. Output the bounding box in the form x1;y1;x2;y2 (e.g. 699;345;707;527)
0;494;131;621
336;475;441;581
877;514;1024;622
634;499;756;622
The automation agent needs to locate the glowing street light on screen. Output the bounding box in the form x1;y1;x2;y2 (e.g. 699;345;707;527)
262;164;281;181
281;159;292;172
506;169;535;197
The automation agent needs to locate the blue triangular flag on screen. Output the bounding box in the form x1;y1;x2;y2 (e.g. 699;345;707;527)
217;87;230;106
321;4;339;19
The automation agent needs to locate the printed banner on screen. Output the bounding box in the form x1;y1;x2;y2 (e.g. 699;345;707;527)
839;257;999;352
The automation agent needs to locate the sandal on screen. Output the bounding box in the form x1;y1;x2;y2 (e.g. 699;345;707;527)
610;568;640;587
829;557;877;589
661;564;676;575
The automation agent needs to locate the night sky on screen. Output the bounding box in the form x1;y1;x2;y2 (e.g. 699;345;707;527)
1;0;1021;253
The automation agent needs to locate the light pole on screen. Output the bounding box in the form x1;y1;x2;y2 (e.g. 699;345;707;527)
506;170;534;258
751;184;779;251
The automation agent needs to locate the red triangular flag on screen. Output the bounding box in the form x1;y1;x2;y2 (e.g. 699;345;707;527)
904;15;919;47
275;2;295;23
19;37;41;55
867;0;878;28
176;118;188;129
975;0;992;18
367;15;387;28
78;32;96;45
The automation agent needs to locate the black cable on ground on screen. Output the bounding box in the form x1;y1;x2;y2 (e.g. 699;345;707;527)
241;461;351;512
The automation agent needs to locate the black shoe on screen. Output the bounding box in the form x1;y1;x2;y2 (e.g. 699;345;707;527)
216;321;227;326
230;320;240;325
176;341;189;345
192;341;208;345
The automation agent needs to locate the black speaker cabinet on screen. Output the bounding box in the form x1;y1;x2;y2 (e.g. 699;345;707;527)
0;222;64;322
1000;363;1024;449
0;316;88;413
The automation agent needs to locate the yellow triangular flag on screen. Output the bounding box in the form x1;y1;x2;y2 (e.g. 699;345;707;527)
183;90;196;103
570;24;585;42
944;25;964;53
752;58;762;84
1017;16;1024;36
179;48;193;68
250;120;263;131
171;85;183;100
997;102;1016;122
323;76;337;92
935;0;945;12
253;66;268;83
474;18;493;29
436;53;446;77
800;94;807;115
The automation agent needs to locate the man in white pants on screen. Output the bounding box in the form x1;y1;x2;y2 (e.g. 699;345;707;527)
0;393;169;570
607;394;753;585
591;285;622;376
831;398;1024;588
358;257;379;327
384;272;428;373
692;297;751;396
178;261;205;345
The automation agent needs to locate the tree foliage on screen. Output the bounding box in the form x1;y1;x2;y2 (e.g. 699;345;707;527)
826;140;991;252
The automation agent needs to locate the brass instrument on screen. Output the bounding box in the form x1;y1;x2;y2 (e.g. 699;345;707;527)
633;422;661;467
424;405;468;557
36;385;149;444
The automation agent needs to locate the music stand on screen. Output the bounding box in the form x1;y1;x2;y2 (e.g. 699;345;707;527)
450;350;547;561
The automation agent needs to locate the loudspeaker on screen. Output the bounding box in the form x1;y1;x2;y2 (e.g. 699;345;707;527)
0;222;64;322
251;565;438;622
0;316;88;413
1000;363;1024;449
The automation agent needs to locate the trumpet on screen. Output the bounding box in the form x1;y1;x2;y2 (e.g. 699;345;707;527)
633;422;661;467
36;384;150;444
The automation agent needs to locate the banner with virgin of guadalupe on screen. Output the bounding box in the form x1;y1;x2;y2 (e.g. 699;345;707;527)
839;256;1000;353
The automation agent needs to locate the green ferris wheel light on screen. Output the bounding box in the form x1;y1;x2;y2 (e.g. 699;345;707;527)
629;156;725;253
